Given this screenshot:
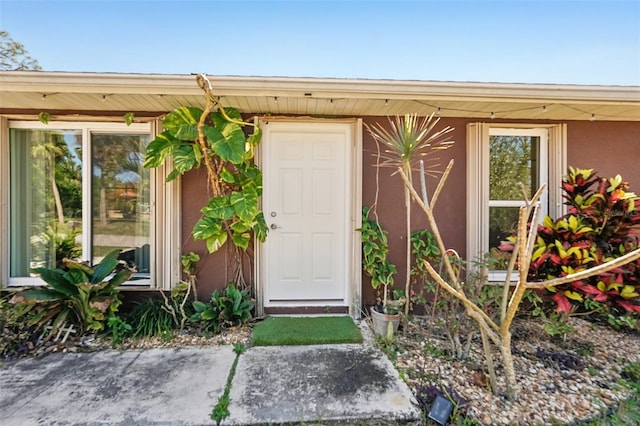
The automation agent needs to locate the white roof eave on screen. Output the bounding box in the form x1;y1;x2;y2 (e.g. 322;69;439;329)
2;71;639;105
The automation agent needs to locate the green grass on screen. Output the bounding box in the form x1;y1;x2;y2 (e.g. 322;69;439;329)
251;316;363;346
211;344;245;424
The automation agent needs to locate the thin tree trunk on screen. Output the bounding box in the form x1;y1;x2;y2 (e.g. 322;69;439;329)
404;181;411;319
100;185;107;226
50;157;65;225
480;326;498;394
500;331;517;400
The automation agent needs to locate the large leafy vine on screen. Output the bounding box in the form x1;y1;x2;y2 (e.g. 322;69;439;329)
144;75;267;255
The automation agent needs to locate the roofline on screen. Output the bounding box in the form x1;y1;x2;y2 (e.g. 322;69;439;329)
1;70;639;105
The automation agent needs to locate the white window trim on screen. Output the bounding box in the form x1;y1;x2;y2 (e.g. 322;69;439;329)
151;118;182;291
466;122;567;282
0;119;181;290
0;117;9;288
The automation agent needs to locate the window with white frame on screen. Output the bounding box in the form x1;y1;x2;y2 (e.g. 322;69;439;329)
3;121;164;287
466;123;567;281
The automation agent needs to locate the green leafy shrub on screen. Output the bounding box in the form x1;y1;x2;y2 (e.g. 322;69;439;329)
503;167;640;327
360;206;396;292
106;315;132;347
191;284;254;332
359;206;399;313
10;249;132;334
410;228;441;307
191;299;221;333
215;284;254;325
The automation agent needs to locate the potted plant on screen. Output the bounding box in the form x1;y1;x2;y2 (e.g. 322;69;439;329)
359;206;403;337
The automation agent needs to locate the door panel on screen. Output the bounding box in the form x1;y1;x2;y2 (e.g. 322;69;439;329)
263;122;351;305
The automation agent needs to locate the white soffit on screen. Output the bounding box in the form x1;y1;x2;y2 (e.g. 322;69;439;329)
1;71;639;121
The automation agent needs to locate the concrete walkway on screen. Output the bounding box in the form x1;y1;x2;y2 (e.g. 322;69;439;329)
0;328;421;425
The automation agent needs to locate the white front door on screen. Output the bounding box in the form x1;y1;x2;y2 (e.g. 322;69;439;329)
261;121;353;308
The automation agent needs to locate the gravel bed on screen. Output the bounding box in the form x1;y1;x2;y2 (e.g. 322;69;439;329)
393;315;640;425
7;324;253;358
113;324;252;349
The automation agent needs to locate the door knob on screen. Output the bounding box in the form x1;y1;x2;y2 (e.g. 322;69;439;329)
270;223;280;230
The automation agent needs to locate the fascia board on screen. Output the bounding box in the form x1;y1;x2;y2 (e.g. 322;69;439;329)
1;71;639;105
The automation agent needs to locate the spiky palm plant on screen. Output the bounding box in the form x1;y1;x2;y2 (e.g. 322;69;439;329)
365;113;454;318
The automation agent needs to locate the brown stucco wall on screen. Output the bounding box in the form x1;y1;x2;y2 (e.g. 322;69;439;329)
181;117;640;306
566;121;640;189
360;117;467;305
180;167;250;299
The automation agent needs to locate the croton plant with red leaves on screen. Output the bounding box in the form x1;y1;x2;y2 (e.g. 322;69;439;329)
503;167;640;316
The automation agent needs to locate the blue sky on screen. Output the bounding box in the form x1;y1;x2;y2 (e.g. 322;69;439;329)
1;0;639;86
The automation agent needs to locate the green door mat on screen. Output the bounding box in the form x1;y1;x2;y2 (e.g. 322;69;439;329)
251;316;363;346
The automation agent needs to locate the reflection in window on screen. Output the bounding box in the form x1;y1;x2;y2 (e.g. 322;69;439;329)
488;135;541;270
9;127;151;284
488;207;521;270
91;133;150;278
489;135;540;200
9;129;83;275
